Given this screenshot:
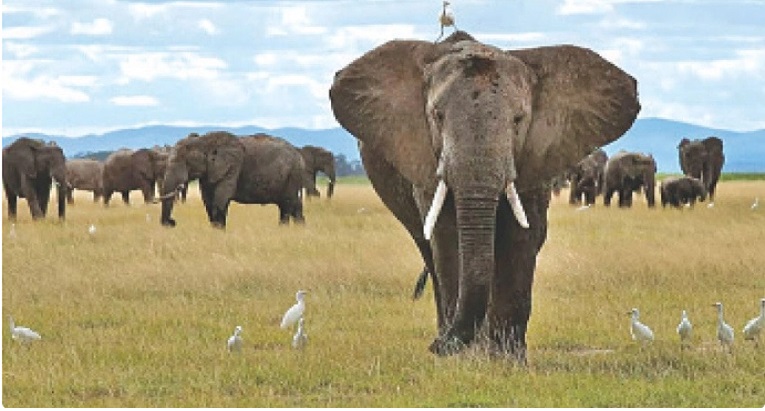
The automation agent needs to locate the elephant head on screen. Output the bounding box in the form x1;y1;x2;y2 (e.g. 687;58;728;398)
299;145;337;198
160;131;245;227
132;148;169;202
330;32;640;357
568;149;608;205
603;151;656;208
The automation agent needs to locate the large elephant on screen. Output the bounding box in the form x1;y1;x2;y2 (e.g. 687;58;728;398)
568;149;608;206
602;151;656;208
65;159;104;204
678;137;724;202
2;137;68;220
329;31;640;358
154;144;187;203
660;176;706;208
299;145;336;198
160;131;306;228
102;148;169;206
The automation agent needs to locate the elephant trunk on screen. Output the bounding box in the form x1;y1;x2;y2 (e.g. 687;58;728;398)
327;170;336;199
160;166;186;227
449;188;498;345
51;164;67;220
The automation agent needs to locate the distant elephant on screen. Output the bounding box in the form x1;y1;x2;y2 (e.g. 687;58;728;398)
678;137;724;202
568;149;608;206
603;151;656;208
329;31;640;358
2;137;68;220
102;148;169;206
660;176;707;208
160;131;306;228
299;145;336;198
65;159;104;204
549;173;568;198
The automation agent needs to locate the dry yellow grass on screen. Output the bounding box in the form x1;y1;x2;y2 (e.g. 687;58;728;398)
3;180;764;407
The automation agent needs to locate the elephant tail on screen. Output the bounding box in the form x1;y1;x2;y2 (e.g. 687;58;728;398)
412;266;430;300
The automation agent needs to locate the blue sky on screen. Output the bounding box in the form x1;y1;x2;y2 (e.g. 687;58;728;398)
2;0;764;137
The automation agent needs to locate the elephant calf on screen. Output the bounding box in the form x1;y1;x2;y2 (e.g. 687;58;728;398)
65;159;104;204
660;176;707;208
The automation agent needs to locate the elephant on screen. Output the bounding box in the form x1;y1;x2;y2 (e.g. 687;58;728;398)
549;173;569;198
568;149;608;206
602;151;656;208
299;145;336;198
660;176;707;208
65;159;104;204
329;31;640;359
678;137;724;202
154;144;188;203
160;131;306;228
102;148;169;206
2;137;68;221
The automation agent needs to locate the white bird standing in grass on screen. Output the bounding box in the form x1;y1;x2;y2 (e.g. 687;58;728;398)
88;223;96;236
436;1;456;42
628;308;654;344
742;298;765;344
9;316;41;344
707;202;715;208
676;310;693;348
575;204;591;212
227;325;243;352
9;223;17;239
281;290;307;329
752;197;759;210
713;302;734;352
292;318;308;350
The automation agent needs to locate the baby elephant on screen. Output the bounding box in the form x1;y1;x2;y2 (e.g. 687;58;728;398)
660;176;707;208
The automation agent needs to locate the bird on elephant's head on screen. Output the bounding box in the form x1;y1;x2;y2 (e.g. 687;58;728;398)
329;31;640;360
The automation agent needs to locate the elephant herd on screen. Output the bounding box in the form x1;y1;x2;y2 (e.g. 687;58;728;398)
1;31;735;362
561;136;724;210
2;133;337;228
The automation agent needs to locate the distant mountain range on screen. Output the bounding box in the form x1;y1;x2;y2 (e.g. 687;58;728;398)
3;118;764;172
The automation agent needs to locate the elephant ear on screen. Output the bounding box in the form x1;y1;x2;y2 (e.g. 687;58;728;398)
508;45;640;186
329;40;444;187
206;146;244;184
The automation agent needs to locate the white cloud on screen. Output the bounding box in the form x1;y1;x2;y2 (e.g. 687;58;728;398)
557;0;613;15
598;16;645;30
326;25;419;51
71;18;114;36
676;49;765;81
3;26;55;40
117;52;227;83
110;95;160;107
266;5;327;36
4;42;40;58
2;5;60;18
198;19;218;35
3;62;95;103
127;2;223;21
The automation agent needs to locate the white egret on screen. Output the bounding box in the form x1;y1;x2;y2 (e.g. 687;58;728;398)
292;318;308;350
88;223;96;236
227;325;243;352
752;197;759;210
575;204;591;212
627;308;654;344
713;302;734;352
280;290;307;329
9;223;17;239
436;1;456;42
742;298;765;343
707;202;715;208
9;316;41;344
676;310;693;347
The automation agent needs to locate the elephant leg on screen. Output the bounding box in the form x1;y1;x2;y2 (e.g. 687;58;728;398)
489;187;548;363
209;182;236;228
291;199;305;224
277;204;290;225
37;181;51;217
140;182;154;204
67;189;75;204
200;181;215;221
603;187;614;206
20;177;43;219
121;191;130;205
6;193;18;220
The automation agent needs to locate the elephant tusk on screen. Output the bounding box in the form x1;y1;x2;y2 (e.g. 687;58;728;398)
152;184;184;203
506;181;530;229
423;179;448;241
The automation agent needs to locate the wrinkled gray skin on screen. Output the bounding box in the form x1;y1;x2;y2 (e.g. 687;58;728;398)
154;144;187;203
603;151;656;208
102;148;169;206
678;137;724;202
65;159;104;204
3;137;68;221
160;131;306;228
299;145;336;198
329;31;640;360
660;176;707;208
568;149;608;206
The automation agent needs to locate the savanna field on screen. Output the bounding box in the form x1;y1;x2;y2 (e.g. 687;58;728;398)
3;178;765;407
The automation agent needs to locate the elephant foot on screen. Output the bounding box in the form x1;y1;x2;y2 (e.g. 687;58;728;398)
161;218;176;227
429;334;467;356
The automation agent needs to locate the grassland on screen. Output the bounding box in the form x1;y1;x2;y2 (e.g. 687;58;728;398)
3;180;765;407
